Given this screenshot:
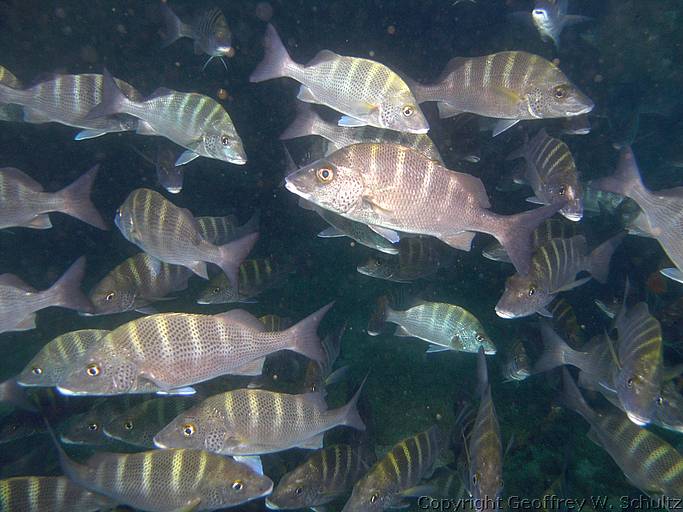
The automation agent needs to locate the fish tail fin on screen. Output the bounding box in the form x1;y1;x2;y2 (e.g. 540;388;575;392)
589;232;625;284
215;232;259;289
249;24;295;82
159;2;189;47
55;165;108;230
591;147;644;198
279;104;322;140
86;68;129;119
475;346;489;398
242;210;260;234
496;202;564;275
285;302;334;364
339;375;368;431
48;257;94;314
367;295;389;336
534;321;581;374
558;368;594;423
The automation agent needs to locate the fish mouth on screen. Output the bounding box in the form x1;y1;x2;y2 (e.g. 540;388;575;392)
495;307;516;319
166;186;182;194
56;385;87;396
626;411;649;426
563;212;583;222
265;498;281;509
153;438;169;449
284;179;310;199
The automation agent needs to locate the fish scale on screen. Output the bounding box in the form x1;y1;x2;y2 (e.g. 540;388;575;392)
0;476;112;512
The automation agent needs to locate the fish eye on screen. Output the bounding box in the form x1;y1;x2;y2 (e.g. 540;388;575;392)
528;286;536;297
374;258;383;266
558;185;566;196
553;85;567;99
88;423;99;431
124;421;134;430
86;364;101;377
402;105;415;117
221;135;230;146
657;396;664;406
472;473;479;484
295;487;303;495
626;377;634;388
182;423;196;437
231;480;243;491
213;287;221;294
475;333;485;342
316;167;334;183
32;367;43;375
105;292;116;302
370;494;378;504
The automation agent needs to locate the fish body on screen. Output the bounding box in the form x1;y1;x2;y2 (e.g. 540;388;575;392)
59;397;142;447
286;143;563;275
482;218;577;263
508;129;583;221
197;257;292;304
531;0;592;49
0;411;45;444
114;188;258;285
155;143;184;193
0;257;93;334
0;476;112;512
592;147;683;284
153;381;366;455
196;211;259;245
582;185;625;215
57;305;331;396
266;444;369;509
547;297;585;348
502;340;531;382
281;104;442;161
302;322;346;393
17;329;109;387
0;65;23;122
0;73;140;139
250;24;429;133
88;253;192;315
382;300;495;354
0;166;106;230
495;234;624;319
87;69;246;165
357;237;444;282
342;426;443;511
57;445;273;511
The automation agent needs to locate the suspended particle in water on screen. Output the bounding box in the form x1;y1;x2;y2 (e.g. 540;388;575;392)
387;25;396;35
217;88;229;100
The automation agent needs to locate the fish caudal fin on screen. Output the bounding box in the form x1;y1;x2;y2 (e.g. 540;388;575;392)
339;375;368;431
48;257;94;314
55;165;108;230
249;24;295;83
534;321;584;374
159;2;189;47
496;202;564;275
589;233;625;284
215;232;259;289
284;302;334;364
86;68;130;120
279;104;321;140
591;147;644;198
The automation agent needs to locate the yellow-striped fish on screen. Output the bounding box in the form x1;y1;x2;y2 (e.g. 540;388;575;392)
0;476;113;512
501;339;531;382
0;65;22;122
357;238;445;283
195;211;259;246
342;426;443;511
548;297;585;348
250;24;429;134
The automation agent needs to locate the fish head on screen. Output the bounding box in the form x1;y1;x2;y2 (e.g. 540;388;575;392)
203;124;247;165
103;411;148;446
357;254;395;280
89;281;137;315
652;384;683;432
60;410;108;446
211;458;274;508
495;274;549;319
207;26;233;58
285;155;365;215
525;71;594;119
532;0;560;34
114;201;140;244
341;478;387;512
57;349;137;396
469;466;504;511
266;461;324;509
380;94;430;134
197;283;235;304
551;181;583;221
616;361;662;426
459;327;496;355
16;355;57;387
153;409;238;454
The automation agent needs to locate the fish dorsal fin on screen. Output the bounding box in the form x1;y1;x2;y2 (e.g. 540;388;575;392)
1;167;44;191
215;309;267;331
0;273;36;291
306;49;338;67
148;87;175;99
603;330;622;370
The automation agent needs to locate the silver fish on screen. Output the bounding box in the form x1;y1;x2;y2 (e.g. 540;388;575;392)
0;476;113;512
530;0;592;49
114;188;258;285
357;237;445;282
0;257;93;334
501;340;531;382
153;379;366;455
195;211;260;245
0;73;141;140
130;142;184;194
57;305;331;396
0;65;23;122
250;24;429;133
285;143;562;275
87;69;246;165
592;147;683;284
0;165;106;230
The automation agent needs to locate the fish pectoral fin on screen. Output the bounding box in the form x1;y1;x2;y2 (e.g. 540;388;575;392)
436;101;464;118
297;432;324;450
156;386;197;396
555;277;591;292
23;214;53;229
368;225;400;243
660;267;683;284
394;325;412;337
317;226;345;238
443;231;476;251
136;120;158;135
603;330;622;370
170;497;202;512
362;192;395;215
425;344;450;353
175;149;200;167
399;485;436;498
492;118;520;137
232;455;264;475
525;196;546;205
74;129;108;140
536;307;553;318
296;85;318;103
338;115;368;128
15;314;37;331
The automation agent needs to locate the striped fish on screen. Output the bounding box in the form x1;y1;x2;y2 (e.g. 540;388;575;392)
281;103;443;162
57;304;331;396
0;65;23;122
342;426;443;511
302;322;347;394
425;467;468;500
55;444;273;511
357;237;445;282
153;380;366;455
87;253;192;315
508;129;583;221
0;410;45;445
114;188;258;285
468;347;503;511
0;257;93;334
495;234;624;319
582;184;624;215
259;314;293;332
103;396;198;448
0;165;106;230
548;297;585;348
250;24;429;134
561;369;683;498
411;51;593;136
0;73;141;140
592;147;683;284
483;218;578;263
60;396;144;447
286;143;563;275
501;340;531;382
266;444;369;510
17;329;109;387
195;211;259;246
379;299;496;354
87;68;246;165
197;257;292;304
0;476;113;512
131;141;185;194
